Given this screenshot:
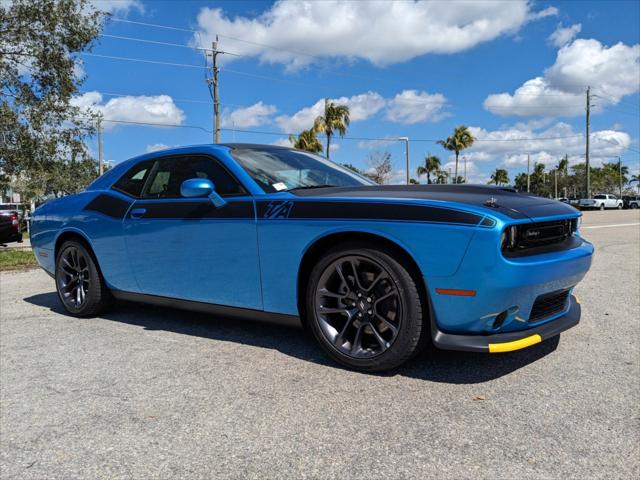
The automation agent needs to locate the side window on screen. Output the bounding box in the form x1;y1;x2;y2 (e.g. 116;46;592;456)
142;156;245;198
112;160;154;198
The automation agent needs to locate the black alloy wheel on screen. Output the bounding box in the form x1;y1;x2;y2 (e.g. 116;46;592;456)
55;240;112;317
307;243;425;372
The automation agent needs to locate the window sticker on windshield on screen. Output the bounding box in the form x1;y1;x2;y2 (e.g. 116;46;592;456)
272;182;287;191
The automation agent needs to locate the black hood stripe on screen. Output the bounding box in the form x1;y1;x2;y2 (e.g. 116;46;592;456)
256;200;483;225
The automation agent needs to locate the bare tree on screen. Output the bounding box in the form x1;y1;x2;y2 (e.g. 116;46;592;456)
365;151;392;184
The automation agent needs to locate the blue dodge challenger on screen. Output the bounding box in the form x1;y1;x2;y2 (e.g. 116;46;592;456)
31;144;594;371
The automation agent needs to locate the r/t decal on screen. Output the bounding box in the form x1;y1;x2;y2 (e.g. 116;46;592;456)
263;201;294;219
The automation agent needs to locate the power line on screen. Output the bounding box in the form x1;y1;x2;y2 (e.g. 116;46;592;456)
81;90;246;108
100;33;210;51
76;116;212;132
220;127;586;143
80;52;451;105
108;18;197;33
81;52;207;69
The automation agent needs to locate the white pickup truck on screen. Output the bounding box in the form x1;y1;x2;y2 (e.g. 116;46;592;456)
579;194;623;210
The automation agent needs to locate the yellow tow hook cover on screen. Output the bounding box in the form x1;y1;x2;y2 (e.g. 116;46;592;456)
488;334;542;353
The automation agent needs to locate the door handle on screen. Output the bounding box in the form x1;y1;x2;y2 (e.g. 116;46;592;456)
130;207;147;219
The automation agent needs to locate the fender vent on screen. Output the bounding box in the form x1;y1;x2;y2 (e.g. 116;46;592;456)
529;289;571;323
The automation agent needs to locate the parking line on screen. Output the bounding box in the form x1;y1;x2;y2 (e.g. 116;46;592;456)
582;222;640;229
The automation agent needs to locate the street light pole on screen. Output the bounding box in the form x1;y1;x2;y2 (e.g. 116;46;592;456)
398;137;410;185
463;156;467;183
97;115;103;176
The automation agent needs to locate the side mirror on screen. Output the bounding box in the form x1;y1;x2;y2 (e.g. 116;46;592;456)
180;178;226;208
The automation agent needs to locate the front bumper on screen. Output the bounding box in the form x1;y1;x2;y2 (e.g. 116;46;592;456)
432;295;581;353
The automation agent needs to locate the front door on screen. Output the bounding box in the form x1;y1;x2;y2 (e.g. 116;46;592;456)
122;154;262;310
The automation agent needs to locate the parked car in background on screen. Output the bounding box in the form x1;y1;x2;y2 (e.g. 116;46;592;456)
568;197;580;207
557;198;570;204
30;144;594;372
0;210;23;244
579;194;623;210
622;195;640;209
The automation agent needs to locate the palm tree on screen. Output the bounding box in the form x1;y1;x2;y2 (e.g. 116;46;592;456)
289;129;323;154
437;125;475;184
435;170;448;184
489;168;509;186
416;154;441;184
556;156;569;175
313;99;350;160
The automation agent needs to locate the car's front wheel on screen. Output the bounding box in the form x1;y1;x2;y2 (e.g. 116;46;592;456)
306;242;425;372
599;203;605;210
55;240;112;317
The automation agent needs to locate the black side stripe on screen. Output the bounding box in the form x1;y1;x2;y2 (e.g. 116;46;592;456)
256;200;483;225
130;200;254;219
84;194;132;219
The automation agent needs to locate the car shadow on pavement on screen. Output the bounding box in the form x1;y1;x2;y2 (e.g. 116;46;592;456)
24;292;559;385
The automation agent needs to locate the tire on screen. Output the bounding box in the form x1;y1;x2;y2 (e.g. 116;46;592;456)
599;203;605;211
617;203;622;209
632;203;639;209
55;240;112;317
306;242;425;372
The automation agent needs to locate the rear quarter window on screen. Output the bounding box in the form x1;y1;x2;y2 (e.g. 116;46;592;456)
112;160;154;198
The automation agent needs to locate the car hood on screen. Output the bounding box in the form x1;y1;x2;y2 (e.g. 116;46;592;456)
289;184;579;220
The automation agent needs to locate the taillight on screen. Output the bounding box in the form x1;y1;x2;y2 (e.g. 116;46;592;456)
10;213;19;229
501;226;516;250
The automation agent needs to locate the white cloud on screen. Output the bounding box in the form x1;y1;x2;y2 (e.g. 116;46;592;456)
276;90;445;133
271;138;293;147
527;6;559;21
548;23;582;47
193;1;555;68
222;101;276;128
484;38;640;117
357;137;401;150
275;91;385;132
386;90;449;124
91;0;144;15
145;143;170;153
71;91;186;130
466;121;632;169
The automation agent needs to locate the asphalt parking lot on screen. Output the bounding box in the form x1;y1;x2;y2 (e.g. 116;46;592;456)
1;210;639;479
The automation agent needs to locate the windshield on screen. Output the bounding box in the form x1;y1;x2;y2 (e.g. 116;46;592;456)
594;195;606;199
230;148;375;193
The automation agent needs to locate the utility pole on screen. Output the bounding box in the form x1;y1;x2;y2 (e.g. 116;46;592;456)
448;167;452;184
398;137;410;185
585;86;591;199
554;169;558;199
618;156;623;198
211;38;220;143
526;154;530;192
97;115;103;176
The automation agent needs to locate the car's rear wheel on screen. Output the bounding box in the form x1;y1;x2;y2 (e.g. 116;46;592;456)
599;203;605;210
55;240;112;317
632;203;639;209
306;243;425;372
617;203;622;209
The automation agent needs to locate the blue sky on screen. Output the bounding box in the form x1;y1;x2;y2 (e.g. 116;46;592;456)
77;0;640;184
